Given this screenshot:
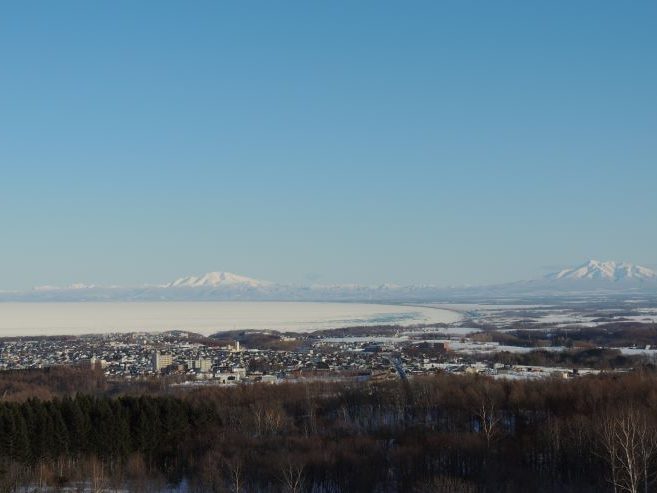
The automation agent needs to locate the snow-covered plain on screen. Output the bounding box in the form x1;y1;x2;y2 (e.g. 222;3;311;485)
0;302;462;337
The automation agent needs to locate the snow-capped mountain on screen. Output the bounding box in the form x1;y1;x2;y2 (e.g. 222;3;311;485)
167;272;271;288
2;261;655;302
546;260;657;282
481;260;657;297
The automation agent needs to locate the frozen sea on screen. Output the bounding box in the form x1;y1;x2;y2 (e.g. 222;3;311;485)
0;302;462;337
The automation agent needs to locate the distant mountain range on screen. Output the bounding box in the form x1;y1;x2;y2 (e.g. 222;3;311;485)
3;260;656;302
484;260;657;297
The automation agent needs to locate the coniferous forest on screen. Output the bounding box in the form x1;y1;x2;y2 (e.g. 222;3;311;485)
2;369;657;492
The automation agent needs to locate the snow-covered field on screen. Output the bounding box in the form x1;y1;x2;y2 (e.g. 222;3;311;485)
0;302;462;337
424;302;657;328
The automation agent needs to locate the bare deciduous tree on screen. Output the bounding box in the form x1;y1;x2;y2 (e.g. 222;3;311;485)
598;407;657;493
223;454;244;493
476;394;501;450
280;459;305;493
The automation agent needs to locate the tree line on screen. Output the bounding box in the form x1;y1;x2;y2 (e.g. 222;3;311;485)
2;371;657;491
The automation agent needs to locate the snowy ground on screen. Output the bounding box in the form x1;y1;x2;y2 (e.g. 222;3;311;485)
0;302;462;337
425;302;657;328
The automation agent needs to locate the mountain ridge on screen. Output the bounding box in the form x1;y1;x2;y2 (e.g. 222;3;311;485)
546;260;657;282
5;260;656;302
166;271;271;288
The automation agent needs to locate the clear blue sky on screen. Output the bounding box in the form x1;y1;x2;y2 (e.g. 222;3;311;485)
1;1;656;290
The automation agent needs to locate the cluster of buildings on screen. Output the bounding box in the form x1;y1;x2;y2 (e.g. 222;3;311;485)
0;330;425;383
0;329;613;384
0;332;240;378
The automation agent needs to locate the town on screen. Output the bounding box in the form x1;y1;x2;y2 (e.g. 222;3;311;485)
0;324;641;386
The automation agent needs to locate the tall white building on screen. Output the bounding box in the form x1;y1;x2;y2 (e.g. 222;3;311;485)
186;357;213;373
152;351;173;372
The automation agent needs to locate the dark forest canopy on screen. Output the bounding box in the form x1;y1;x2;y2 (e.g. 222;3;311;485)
1;372;657;491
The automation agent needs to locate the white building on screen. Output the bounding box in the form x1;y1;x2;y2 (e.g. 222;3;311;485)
152;351;173;372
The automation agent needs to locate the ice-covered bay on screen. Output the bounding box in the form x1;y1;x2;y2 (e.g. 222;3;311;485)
0;302;462;337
